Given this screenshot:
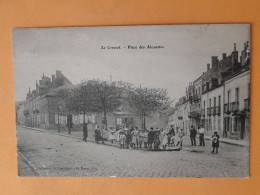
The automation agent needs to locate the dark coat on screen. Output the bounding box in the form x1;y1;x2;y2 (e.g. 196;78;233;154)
95;129;101;141
190;128;197;137
212;134;220;147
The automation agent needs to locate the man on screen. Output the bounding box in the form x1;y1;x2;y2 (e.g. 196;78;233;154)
198;125;205;146
148;127;154;150
169;125;175;136
189;125;197;146
95;126;101;144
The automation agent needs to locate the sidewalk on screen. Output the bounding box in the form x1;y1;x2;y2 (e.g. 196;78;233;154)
204;135;249;147
23;126;121;149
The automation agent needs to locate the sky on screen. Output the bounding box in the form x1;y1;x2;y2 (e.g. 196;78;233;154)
12;24;250;102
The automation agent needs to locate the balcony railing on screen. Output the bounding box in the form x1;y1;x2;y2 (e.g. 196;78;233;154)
244;98;249;111
215;106;221;115
193;94;201;102
201;109;205;117
231;101;239;112
207;107;211;116
188;111;201;118
211;107;216;115
224;103;231;114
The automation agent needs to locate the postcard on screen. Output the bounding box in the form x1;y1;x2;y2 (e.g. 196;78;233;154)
13;24;250;177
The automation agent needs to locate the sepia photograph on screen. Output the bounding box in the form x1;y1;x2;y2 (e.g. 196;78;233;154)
13;24;250;177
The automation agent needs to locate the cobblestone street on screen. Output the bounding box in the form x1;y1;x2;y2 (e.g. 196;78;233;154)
17;126;249;177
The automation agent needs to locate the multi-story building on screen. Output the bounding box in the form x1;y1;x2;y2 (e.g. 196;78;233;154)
168;41;250;140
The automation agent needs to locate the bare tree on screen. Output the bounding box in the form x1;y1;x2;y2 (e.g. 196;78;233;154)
52;86;75;133
89;80;130;127
127;86;172;130
72;81;98;137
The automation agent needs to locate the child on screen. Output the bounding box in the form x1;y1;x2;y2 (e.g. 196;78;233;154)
211;131;220;153
119;130;126;149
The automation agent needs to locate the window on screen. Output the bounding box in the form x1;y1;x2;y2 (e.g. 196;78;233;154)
235;88;239;102
209;98;212;108
228;90;231;103
214;97;216;107
117;118;122;125
218;95;221;107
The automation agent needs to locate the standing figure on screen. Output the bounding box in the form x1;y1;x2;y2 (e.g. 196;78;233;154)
161;130;168;149
139;130;144;148
125;130;132;149
143;130;148;148
169;125;175;136
148;127;154;150
119;129;126;149
131;128;139;149
198;125;205;146
211;131;220;153
108;127;116;144
82;123;88;142
176;130;184;148
189;125;197;146
95;126;101;144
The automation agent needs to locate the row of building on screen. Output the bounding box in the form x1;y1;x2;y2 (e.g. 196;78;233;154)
15;71;170;132
168;42;250;140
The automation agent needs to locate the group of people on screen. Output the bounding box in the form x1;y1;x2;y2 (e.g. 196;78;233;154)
105;125;184;150
91;124;220;153
189;125;220;153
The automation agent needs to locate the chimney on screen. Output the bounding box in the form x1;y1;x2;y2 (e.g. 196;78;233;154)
207;64;210;71
211;56;219;72
234;43;237;51
222;53;226;59
56;70;62;78
244;42;247;50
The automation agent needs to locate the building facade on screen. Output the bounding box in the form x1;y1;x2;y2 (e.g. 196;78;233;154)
168;41;250;140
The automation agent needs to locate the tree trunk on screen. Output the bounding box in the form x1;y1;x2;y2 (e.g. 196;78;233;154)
58;109;60;133
83;111;86;133
143;113;146;130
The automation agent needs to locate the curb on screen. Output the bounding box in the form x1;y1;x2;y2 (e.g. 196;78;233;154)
203;136;249;147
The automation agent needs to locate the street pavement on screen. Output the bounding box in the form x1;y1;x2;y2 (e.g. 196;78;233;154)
16;126;249;177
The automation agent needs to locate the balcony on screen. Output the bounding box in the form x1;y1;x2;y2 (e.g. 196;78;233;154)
201;109;205;117
23;109;29;116
193;94;201;102
211;107;216;115
188;111;201;118
207;107;211;116
215;106;221;115
224;103;231;114
231;102;239;112
244;98;249;111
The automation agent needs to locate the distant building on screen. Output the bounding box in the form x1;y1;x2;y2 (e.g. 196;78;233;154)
168;41;250;140
16;70;73;129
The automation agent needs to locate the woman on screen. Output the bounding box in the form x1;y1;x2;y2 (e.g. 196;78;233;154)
131;128;139;149
143;130;148;148
119;129;126;149
95;126;101;144
108;127;116;144
211;131;220;153
161;130;168;149
139;130;144;148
